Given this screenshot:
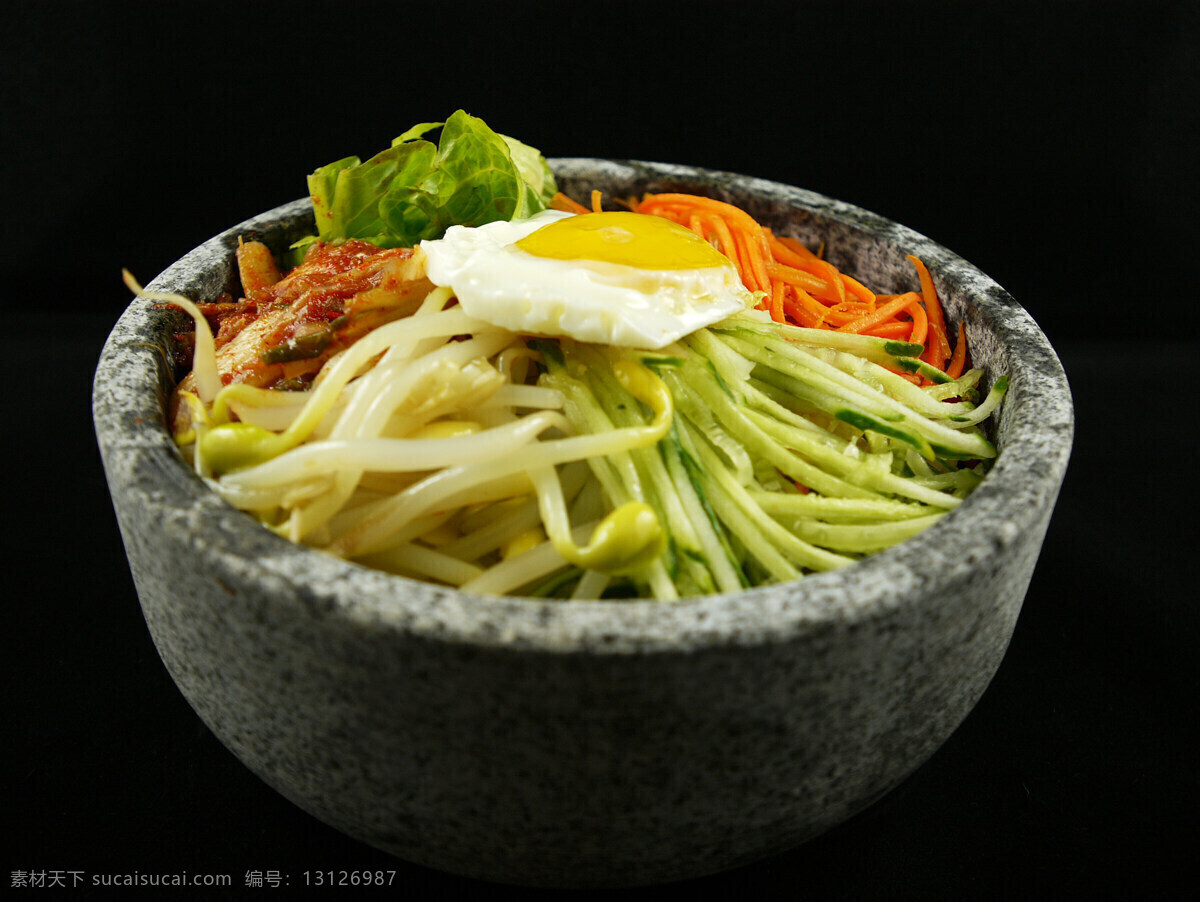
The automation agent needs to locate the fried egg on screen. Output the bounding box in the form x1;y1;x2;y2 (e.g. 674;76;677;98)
419;208;754;349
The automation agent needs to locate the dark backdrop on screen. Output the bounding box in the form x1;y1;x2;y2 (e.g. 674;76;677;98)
4;1;1197;897
7;0;1196;344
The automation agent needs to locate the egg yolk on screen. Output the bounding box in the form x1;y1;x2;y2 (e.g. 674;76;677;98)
515;211;731;271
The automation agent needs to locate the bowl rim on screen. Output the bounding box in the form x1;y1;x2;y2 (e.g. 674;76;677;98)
95;158;1074;654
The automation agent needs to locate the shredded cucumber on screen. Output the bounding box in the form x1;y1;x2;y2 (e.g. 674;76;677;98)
532;317;1003;598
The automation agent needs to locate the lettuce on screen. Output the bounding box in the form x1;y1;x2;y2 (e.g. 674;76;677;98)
306;110;557;248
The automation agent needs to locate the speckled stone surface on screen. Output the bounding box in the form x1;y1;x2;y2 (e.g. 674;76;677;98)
93;160;1074;888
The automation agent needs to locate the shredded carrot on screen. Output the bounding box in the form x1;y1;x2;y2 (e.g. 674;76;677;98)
946;322;968;378
837;291;921;335
550;192;590;215
767;234;825;279
782;289;827;328
558;190;969;373
696;213;739;268
862;321;915;339
765;259;830;295
906;255;950;369
735;228;772;294
774;233;821;262
905;293;929;346
769;279;786;323
842;274;875;306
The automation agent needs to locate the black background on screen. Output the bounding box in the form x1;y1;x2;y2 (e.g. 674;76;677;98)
4;1;1197;897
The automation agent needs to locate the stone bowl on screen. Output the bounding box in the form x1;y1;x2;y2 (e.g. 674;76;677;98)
94;159;1073;888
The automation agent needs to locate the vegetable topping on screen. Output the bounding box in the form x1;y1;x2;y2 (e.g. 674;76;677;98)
126;112;1005;599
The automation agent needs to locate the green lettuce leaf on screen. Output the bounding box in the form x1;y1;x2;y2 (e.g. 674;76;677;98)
502;134;558;206
303;110;558;248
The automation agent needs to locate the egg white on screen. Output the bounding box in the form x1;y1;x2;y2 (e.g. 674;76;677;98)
419;209;753;349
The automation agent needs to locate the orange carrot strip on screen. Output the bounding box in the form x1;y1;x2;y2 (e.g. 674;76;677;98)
836;291;919;334
770;236;867;307
776;234;821;262
863;322;913;339
724;227;754;285
765;231;809;266
768;235;843;299
946;322;968;378
923;323;949;370
842;274;875;306
700;213;741;276
765;260;828;294
821;306;867;326
781;256;844;304
550;192;590;215
710;217;739;266
638;193;761;232
821;259;847;306
733;226;771;294
681;211;734;274
770;251;843;302
906;293;928;346
907;255;949;368
590;190;603;213
769;279;786;322
782;291;826;328
785;286;830;325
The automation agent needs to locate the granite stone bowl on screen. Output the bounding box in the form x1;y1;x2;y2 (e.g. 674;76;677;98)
94;159;1073;888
